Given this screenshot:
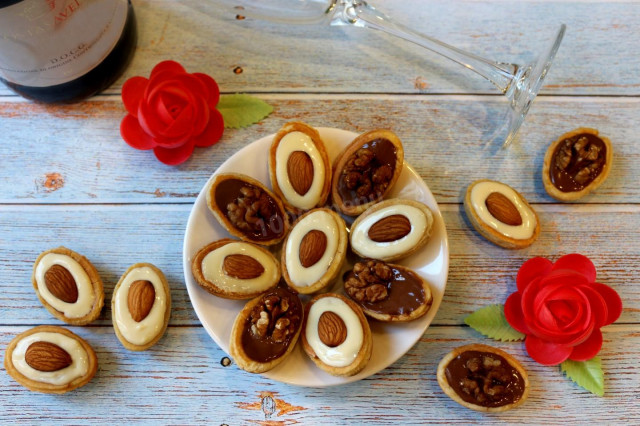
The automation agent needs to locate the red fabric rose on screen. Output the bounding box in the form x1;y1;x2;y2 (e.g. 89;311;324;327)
120;60;224;165
504;254;622;365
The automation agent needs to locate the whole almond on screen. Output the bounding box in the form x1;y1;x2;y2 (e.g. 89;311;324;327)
299;230;327;268
223;254;265;279
485;192;523;226
287;150;314;195
368;214;412;242
128;280;156;322
44;264;78;304
318;311;347;347
25;341;73;372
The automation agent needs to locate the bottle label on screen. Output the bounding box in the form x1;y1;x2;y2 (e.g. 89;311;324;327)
0;0;128;87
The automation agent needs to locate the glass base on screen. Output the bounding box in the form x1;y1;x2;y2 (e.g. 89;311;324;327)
500;24;566;148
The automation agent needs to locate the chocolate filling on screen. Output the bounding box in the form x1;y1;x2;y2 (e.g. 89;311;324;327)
445;350;525;408
550;133;607;193
240;287;302;363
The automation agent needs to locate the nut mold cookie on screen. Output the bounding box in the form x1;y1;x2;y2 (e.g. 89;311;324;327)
4;325;98;394
32;246;105;325
229;286;304;373
542;127;613;201
192;238;280;299
437;344;530;412
349;198;433;262
206;173;290;246
268;122;332;213
281;208;348;295
344;259;433;322
112;263;171;351
331;129;404;216
464;180;540;249
301;293;372;376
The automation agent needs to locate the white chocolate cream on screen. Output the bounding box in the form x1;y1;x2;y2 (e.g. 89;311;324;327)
275;131;326;210
201;242;279;293
34;253;95;319
114;266;168;346
305;297;363;368
351;205;429;259
285;210;339;287
470;181;537;240
12;332;88;385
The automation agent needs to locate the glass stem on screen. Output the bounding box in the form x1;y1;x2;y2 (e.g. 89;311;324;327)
336;0;518;94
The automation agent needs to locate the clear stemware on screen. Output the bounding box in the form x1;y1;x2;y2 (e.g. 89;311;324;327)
212;0;565;148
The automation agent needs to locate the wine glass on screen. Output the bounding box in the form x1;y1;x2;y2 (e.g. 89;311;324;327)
212;0;565;148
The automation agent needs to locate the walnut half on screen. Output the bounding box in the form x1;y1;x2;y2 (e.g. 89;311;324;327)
344;260;391;303
249;294;299;343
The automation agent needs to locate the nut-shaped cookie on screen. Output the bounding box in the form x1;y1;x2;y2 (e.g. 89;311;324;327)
344;259;432;322
32;247;104;325
229;286;304;373
301;293;372;376
4;325;98;394
281;208;347;294
437;344;530;412
112;263;171;351
192;238;281;299
349;198;433;262
206;173;290;245
331;129;404;216
542;127;613;201
268;122;332;213
464;180;540;249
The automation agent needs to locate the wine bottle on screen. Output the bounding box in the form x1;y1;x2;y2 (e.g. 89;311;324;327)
0;0;137;103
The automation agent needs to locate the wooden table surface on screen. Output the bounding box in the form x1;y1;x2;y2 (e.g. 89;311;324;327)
1;0;639;423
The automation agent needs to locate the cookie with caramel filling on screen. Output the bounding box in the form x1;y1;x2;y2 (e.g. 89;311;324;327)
543;127;613;201
343;259;432;322
206;173;290;246
331;129;404;216
268;122;332;213
437;344;529;412
229;286;303;373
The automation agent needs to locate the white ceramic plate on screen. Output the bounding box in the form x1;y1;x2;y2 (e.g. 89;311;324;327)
183;128;449;386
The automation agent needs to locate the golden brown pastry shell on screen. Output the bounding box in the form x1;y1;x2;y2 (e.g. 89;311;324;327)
331;129;404;216
281;208;348;295
112;262;172;351
542;127;613;201
32;246;104;325
4;325;98;394
436;343;530;413
268;121;332;213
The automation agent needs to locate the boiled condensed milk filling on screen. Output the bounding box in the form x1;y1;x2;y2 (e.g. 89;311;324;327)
114;266;167;346
285;210;339;287
12;332;88;385
35;253;95;318
306;297;363;368
351;205;427;259
275;131;326;210
201;242;278;293
470;181;536;240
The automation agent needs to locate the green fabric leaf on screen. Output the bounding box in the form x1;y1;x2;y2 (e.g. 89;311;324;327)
561;357;604;396
464;304;525;342
217;94;274;129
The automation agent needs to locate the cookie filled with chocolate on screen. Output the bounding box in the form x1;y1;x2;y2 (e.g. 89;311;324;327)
206;173;289;245
343;259;432;322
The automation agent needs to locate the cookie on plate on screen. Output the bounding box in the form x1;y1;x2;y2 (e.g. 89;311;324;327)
32;246;104;325
4;325;98;394
281;208;347;294
301;293;372;376
268;121;332;213
349;198;433;262
112;263;171;351
464;180;540;249
542;127;613;201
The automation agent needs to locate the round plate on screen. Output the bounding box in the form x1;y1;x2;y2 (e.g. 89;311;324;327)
183;127;449;386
